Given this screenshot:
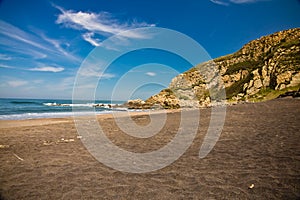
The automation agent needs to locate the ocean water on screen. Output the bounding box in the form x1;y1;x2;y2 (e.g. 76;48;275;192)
0;98;126;120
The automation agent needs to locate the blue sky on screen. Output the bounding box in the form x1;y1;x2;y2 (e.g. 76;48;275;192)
0;0;299;100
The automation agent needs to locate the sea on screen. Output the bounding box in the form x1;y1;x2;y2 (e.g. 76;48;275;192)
0;98;126;120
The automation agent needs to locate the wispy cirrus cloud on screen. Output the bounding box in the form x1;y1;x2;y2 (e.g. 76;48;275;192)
0;63;64;73
0;20;81;67
210;0;229;6
40;34;68;54
28;66;64;72
54;5;155;46
0;20;51;51
210;0;268;6
82;32;101;47
230;0;265;3
0;54;12;60
78;62;115;78
145;72;156;77
36;31;81;62
7;80;28;87
1;45;48;60
0;64;15;69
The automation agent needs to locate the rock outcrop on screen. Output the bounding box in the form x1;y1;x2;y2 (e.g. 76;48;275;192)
128;28;300;109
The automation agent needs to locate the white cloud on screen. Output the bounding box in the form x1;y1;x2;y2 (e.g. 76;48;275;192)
33;80;44;84
210;0;266;5
0;64;15;69
44;76;75;94
0;64;65;73
230;0;263;3
210;0;229;6
146;72;156;77
78;65;115;78
54;5;155;46
77;59;115;79
100;73;115;79
0;20;52;51
8;80;28;87
0;54;12;60
0;20;81;65
29;66;64;72
56;10;121;34
82;32;101;46
40;76;74;97
1;45;48;59
38;32;81;62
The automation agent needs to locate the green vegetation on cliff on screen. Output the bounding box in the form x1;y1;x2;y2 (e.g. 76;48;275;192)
129;28;300;109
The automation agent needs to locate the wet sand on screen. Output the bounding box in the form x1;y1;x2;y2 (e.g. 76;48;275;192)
0;98;299;199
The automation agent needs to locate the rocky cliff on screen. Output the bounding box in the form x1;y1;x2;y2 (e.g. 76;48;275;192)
130;28;300;109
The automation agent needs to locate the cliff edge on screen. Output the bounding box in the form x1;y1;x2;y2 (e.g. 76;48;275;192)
128;28;300;109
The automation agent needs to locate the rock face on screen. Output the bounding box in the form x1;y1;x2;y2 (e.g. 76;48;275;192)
128;28;300;109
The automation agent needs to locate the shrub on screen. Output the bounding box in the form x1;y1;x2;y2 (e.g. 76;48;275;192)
225;60;261;75
225;73;252;99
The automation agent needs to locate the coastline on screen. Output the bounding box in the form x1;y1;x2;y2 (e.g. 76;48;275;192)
0;109;178;129
0;98;299;199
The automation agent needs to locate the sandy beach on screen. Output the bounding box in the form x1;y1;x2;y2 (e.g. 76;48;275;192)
0;98;299;199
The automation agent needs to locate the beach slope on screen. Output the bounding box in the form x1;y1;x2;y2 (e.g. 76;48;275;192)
0;98;299;199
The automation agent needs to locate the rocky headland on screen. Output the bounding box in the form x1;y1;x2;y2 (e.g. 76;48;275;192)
127;28;300;109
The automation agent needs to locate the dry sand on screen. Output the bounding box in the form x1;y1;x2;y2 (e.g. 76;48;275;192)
0;98;299;199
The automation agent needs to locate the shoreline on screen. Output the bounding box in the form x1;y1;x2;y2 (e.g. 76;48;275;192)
0;109;179;129
1;97;297;129
0;98;299;199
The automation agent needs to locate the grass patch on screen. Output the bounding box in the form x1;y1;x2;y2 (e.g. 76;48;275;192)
248;85;300;102
196;90;210;101
261;38;300;61
161;88;173;95
225;60;261;75
192;80;206;87
177;94;190;100
279;39;300;49
225;73;252;99
214;53;235;63
185;67;198;73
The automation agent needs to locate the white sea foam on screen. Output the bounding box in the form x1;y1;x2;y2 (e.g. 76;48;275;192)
0;111;113;120
43;102;117;108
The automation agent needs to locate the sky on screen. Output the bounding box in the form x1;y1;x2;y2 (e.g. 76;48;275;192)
0;0;299;100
